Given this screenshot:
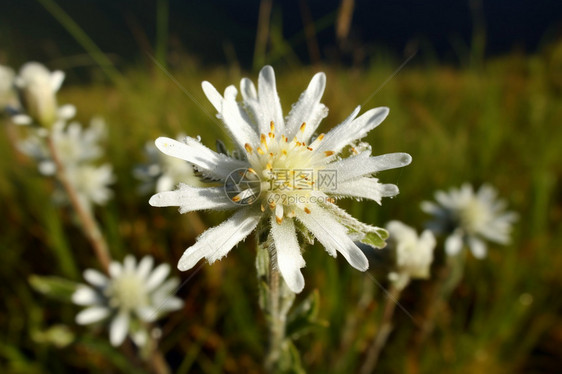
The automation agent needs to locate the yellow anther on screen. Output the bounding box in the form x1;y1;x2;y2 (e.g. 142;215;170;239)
324;151;334;157
276;216;283;224
304;207;311;214
300;122;306;132
257;147;265;155
307;147;313;151
270;121;275;132
244;143;253;153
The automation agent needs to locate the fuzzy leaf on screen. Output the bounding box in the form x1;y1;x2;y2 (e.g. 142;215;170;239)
360;227;389;249
29;275;79;302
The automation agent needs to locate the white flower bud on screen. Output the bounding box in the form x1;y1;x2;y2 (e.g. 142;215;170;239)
15;62;65;127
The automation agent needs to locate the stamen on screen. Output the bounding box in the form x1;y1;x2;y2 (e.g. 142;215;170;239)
275;204;284;224
269;132;275;139
300;122;306;133
317;133;325;141
244;143;253;153
260;203;265;212
324;151;334;157
281;150;287;156
247;168;257;175
260;134;267;144
270;121;275;132
257;147;265;155
304;207;311;214
307;147;313;151
232;195;241;202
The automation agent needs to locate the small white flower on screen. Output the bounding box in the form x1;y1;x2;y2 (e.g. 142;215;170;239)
0;64;17;111
13;62;70;127
421;183;518;258
150;66;412;293
135;135;202;194
18;117;114;209
386;221;436;290
72;255;183;347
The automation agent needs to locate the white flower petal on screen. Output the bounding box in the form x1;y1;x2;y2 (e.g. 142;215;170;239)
83;269;109;287
137;306;159;322
201;81;223;112
285;72;327;141
145;263;171;291
50;70;65;92
330;178;399;204
109;312;130;346
72;286;99;306
270;216;306;293
317;107;388;154
445;232;464;256
108;262;122;278
332;152;412;182
149;185;236;212
257;66;285;133
177;208;261;271
240;77;261;132
468;236;487;259
75;306;110;325
154;137;247;180
221;85;261;148
12;114;32;125
57;104;76;120
124;255;136;273
136;256;154;280
295;205;369;271
156;297;183;313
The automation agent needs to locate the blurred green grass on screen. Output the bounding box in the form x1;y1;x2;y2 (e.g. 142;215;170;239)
1;44;562;373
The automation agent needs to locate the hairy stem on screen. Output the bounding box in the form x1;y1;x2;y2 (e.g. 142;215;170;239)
265;247;284;372
47;136;112;272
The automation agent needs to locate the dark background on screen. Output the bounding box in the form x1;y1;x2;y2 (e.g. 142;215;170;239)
1;0;561;69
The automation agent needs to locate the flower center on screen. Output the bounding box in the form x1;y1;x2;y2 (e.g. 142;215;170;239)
458;199;489;234
236;121;335;223
106;272;148;311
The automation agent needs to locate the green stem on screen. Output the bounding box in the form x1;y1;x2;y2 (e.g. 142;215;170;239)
265;247;284;372
47;136;112;273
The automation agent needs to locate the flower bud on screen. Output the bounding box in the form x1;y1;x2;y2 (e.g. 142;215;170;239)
15;62;65;128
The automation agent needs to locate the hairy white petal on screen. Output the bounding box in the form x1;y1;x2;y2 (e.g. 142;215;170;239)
257;66;285;133
271;216;306;293
330;178;399;204
178;208;261;271
285;72;327;141
201;81;223;112
154;137;247;180
331;152;412;182
149;185;236;212
296;205;368;271
317;107;388;154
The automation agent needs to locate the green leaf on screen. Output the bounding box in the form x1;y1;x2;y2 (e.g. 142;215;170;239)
360;227;389;249
28;275;79;303
287;290;328;340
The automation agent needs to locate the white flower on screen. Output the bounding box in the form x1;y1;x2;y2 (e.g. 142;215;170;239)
149;66;412;293
386;221;436;290
0;64;17;110
135;135;202;194
18;117;114;209
13;62;75;127
421;183;518;258
72;255;183;347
